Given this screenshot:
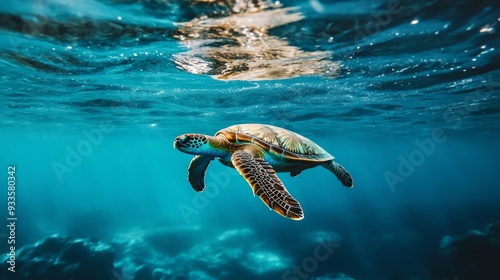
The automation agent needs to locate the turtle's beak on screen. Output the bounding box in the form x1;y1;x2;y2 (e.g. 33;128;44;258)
173;138;183;149
173;135;192;149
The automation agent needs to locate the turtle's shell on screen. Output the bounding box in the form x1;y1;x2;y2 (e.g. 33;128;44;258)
215;124;333;162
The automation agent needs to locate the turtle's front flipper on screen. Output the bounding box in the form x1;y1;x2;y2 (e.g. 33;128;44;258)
322;160;354;188
188;155;214;192
231;150;304;220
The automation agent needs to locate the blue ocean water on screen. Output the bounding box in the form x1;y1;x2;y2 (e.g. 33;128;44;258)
1;0;500;279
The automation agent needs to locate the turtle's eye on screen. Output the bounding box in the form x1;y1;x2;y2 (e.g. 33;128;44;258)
179;135;191;144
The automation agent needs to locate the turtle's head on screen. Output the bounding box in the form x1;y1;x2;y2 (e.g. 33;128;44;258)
174;133;234;157
174;133;230;158
174;134;209;154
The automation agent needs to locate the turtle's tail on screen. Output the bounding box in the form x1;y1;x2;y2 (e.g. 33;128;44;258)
321;160;354;188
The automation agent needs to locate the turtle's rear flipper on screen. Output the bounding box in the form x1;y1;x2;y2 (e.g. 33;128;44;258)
231;150;304;220
188;155;214;192
322;160;354;188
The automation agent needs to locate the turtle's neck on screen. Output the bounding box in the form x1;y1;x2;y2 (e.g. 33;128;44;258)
206;134;239;158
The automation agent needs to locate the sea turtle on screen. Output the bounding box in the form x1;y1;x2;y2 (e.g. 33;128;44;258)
173;124;353;220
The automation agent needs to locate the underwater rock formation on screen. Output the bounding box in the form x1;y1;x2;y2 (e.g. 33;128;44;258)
438;220;500;280
0;235;115;280
0;226;353;279
173;0;338;81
